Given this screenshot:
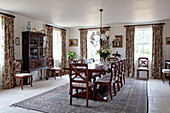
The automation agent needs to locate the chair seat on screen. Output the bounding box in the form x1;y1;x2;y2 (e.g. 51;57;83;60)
15;73;32;77
91;72;101;78
96;76;110;83
72;82;94;88
137;67;148;71
48;67;61;70
162;69;170;74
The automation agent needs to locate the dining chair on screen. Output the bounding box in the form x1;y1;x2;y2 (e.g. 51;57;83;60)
12;60;33;90
122;59;126;84
119;60;123;87
137;57;149;79
107;57;119;62
46;58;62;80
93;62;116;100
75;59;86;63
69;63;94;107
107;57;122;88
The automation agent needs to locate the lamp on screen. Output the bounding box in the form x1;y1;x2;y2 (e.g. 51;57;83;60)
90;9;111;47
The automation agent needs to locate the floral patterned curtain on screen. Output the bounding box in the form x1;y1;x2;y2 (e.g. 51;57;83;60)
100;27;110;48
125;26;135;77
46;26;53;58
1;16;15;88
152;25;164;79
60;29;66;74
80;29;88;59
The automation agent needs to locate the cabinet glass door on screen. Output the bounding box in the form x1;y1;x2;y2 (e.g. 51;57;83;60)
39;36;46;59
30;35;38;59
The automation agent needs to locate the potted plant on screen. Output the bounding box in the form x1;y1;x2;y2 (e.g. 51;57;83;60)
67;51;76;60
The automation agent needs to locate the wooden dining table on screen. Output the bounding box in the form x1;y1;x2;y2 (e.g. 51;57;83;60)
63;61;111;101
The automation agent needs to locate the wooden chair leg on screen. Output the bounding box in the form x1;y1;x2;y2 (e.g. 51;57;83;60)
109;83;112;100
117;80;120;91
86;88;88;107
93;84;97;100
54;71;56;80
30;76;33;87
147;71;149;79
60;70;62;78
123;75;125;84
162;73;165;83
21;78;23;90
137;71;139;79
120;76;123;87
76;89;79;99
113;83;116;96
70;88;72;105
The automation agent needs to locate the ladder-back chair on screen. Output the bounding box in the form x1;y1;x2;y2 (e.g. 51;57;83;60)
137;57;149;79
12;60;33;90
69;63;94;107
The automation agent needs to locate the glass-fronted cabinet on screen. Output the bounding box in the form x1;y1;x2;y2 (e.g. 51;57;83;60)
22;31;47;72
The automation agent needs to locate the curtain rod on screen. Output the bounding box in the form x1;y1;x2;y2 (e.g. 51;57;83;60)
124;23;165;27
0;12;15;18
46;24;66;31
79;26;111;30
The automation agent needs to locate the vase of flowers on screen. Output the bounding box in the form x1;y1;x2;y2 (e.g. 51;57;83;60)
97;45;112;69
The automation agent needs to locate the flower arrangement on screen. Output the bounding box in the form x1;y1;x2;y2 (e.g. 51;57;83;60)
97;45;112;62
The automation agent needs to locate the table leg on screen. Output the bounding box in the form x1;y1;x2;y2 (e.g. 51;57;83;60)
40;69;42;80
46;69;49;80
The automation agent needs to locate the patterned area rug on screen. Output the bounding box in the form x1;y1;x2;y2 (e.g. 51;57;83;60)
12;78;148;113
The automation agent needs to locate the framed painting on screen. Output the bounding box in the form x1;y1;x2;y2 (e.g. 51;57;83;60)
166;37;170;45
69;39;78;46
15;37;20;45
112;35;122;47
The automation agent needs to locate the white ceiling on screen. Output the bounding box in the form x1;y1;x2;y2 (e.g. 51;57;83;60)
0;0;170;28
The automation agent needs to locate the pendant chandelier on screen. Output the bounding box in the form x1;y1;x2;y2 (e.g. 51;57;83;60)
90;9;110;47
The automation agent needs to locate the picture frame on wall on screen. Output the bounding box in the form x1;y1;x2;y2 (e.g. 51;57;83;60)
166;37;170;45
112;35;122;47
69;39;78;46
15;37;20;45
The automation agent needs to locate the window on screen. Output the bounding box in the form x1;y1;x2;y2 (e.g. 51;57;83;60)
135;26;152;60
87;29;100;60
53;29;62;65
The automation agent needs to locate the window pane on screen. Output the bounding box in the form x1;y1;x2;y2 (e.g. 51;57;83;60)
53;29;62;61
135;27;152;60
87;30;100;60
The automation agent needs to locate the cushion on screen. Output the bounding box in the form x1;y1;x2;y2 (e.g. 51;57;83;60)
15;73;32;77
72;82;94;88
96;76;110;83
49;67;61;70
162;69;170;74
137;67;148;70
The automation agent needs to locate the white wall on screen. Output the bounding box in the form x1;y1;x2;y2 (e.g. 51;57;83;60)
109;25;126;59
67;28;80;59
164;21;170;61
